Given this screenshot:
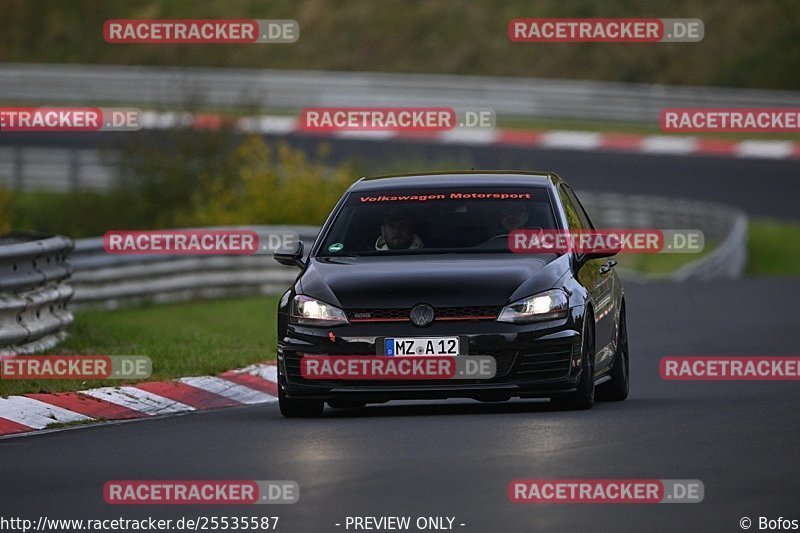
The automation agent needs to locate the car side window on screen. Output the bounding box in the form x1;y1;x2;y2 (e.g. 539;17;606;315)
565;186;595;230
557;185;585;231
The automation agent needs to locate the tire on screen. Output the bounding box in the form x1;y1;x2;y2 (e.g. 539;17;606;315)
279;384;324;418
551;311;595;410
596;305;630;402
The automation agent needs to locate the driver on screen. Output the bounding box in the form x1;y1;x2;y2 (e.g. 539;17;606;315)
375;208;424;250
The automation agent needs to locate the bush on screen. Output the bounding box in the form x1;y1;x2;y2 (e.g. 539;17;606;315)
114;130;357;228
11;190;142;237
0;188;14;234
7;131;360;237
174;136;356;227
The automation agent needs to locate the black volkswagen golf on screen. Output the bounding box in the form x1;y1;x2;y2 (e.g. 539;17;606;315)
274;171;629;417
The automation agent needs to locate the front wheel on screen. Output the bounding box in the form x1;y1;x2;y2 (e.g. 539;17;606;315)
596;305;629;402
279;384;324;418
551;313;595;410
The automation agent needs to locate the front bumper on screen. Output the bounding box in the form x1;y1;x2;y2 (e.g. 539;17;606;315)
278;307;586;402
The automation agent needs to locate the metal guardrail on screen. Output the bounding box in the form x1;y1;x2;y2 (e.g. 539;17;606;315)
674;215;748;281
579;192;748;282
69;226;319;309
0;234;74;355
2;63;800;123
0;146;115;192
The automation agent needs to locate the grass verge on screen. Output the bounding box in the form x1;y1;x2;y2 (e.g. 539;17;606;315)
747;219;800;275
0;296;279;398
614;245;714;276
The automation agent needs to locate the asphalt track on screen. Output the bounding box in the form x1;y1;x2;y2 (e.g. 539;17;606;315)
2;133;799;531
2;278;799;533
286;137;800;221
3;132;800;220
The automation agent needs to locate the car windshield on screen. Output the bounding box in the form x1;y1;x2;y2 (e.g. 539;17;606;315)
317;186;558;256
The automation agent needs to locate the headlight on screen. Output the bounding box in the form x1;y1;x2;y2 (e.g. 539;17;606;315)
497;289;569;323
290;295;349;326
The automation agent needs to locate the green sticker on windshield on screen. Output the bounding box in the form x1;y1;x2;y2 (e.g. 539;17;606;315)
328;243;344;252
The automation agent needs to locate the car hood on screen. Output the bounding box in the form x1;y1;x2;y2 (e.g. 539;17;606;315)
298;253;569;309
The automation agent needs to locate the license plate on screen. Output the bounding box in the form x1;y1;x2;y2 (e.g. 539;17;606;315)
384;337;460;356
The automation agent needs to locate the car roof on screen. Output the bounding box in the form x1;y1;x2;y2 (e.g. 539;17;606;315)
351;171;557;191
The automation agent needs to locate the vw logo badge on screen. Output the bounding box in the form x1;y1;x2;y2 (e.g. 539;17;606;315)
410;303;435;327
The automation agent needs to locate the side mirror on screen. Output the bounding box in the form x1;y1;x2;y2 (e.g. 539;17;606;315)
574;249;617;272
274;241;305;268
584;250;618;261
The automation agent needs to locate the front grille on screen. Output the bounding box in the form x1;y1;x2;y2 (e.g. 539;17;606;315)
285;355;302;377
512;340;575;381
285;340;571;385
436;306;501;319
347;308;408;321
284;343;375;381
347;305;501;323
286;344;517;384
487;345;517;377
